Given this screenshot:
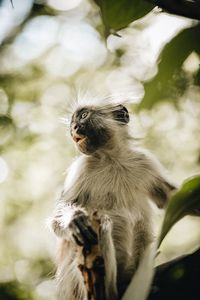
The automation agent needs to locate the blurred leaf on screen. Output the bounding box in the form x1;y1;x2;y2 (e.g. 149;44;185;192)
32;258;55;278
93;0;155;36
0;115;13;126
5;201;33;225
149;248;200;299
0;281;34;300
139;24;200;110
158;175;200;248
194;67;200;86
0;115;15;145
0;65;44;103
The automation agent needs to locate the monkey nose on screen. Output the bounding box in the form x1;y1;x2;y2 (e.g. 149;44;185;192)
72;123;85;133
72;123;78;131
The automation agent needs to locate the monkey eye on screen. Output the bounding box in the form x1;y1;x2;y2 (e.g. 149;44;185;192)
112;105;130;124
81;111;88;119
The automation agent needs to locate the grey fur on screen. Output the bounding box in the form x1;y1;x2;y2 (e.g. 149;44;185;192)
51;102;175;300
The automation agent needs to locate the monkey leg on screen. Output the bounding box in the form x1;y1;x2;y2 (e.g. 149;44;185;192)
96;214;118;300
56;240;87;300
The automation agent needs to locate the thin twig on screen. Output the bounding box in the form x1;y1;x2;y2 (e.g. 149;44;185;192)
10;0;14;8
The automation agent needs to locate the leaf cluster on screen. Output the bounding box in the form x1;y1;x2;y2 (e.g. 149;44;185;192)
92;0;200;247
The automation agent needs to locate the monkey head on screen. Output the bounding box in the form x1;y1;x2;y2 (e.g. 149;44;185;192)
70;104;130;155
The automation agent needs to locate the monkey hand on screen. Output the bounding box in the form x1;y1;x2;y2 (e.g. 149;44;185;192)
69;210;98;251
51;205;98;250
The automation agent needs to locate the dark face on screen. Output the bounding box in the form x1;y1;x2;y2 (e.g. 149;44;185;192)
70;107;111;154
70;105;129;155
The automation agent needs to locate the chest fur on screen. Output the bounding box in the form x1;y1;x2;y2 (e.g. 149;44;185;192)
75;157;143;210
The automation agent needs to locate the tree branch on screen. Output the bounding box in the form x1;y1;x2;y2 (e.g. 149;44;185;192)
153;0;200;20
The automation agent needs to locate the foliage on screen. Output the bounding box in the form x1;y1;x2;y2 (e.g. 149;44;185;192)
93;1;200;251
149;248;200;300
93;0;200;110
159;176;200;247
93;0;200;35
140;24;200;109
94;0;155;36
0;281;34;300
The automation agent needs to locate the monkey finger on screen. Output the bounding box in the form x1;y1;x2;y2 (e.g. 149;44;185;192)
69;222;84;246
74;218;98;244
74;213;91;227
73;217;98;245
73;209;87;219
72;234;84;247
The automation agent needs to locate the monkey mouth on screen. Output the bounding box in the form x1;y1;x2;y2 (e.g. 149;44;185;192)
72;133;86;145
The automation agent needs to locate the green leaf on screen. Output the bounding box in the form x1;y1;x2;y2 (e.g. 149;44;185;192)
139;24;200;110
94;0;155;36
158;175;200;248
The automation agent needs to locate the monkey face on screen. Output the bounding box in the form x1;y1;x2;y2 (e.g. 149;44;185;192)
70;107;111;154
70;105;129;155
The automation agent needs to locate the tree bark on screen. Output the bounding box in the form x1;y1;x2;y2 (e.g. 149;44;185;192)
78;216;106;300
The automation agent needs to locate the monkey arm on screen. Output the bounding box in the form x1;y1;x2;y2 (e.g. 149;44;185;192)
51;155;99;245
137;150;176;208
149;176;176;208
147;157;176;208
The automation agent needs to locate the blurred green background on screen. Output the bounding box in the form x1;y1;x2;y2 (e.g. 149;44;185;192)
0;0;200;299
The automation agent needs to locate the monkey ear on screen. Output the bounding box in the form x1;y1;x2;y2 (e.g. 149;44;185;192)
112;105;130;124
